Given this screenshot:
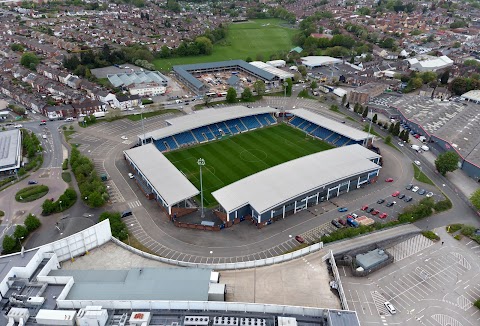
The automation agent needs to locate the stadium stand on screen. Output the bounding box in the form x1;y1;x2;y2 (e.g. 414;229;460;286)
147;107;278;152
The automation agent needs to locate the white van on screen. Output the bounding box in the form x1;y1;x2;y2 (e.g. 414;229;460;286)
421;145;429;151
42;134;47;139
384;302;396;314
65;117;74;122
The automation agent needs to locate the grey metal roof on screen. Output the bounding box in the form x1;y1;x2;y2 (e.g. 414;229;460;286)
48;268;212;301
212;144;381;214
140;106;277;141
173;60;276;91
356;249;389;270
0;129;21;172
287;108;372;141
327;310;361;326
0;249;39;284
107;71;168;87
124;144;199;206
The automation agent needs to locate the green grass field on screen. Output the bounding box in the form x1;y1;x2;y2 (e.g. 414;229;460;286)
164;124;333;207
153;19;296;71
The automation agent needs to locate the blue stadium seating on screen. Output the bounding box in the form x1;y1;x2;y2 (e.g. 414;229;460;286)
297;119;309;129
164;136;178;150
193;126;214;141
236;119;247;131
312;127;331;140
241;116;261;129
290;117;304;127
335;137;350;146
218;122;231;134
305;124;317;134
154;141;167;152
225;119;241;134
325;132;337;142
264;114;276;124
174;131;196;146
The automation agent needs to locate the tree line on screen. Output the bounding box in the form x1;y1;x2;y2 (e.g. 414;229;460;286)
2;214;41;254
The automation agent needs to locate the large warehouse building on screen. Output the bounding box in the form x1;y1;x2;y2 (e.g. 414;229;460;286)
389;97;480;181
0;129;22;175
212;144;381;225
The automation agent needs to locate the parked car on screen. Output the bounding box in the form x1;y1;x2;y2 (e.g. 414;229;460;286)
398;194;405;199
338;207;348;212
397;142;404;147
361;205;369;211
377;199;385;204
385;178;394;182
14;124;23;128
414;160;421;166
379;212;388;219
386;201;396;207
392;191;400;197
351;213;359;218
384;302;396;315
28;180;38;184
412;186;419;192
331;219;342;228
338;218;347;226
371;210;379;215
295;235;305;243
366;207;374;213
426;192;434;197
128;173;134;179
406;184;413;190
347;217;359;228
404;196;413;202
121;210;132;218
418;189;426;195
120;135;128;140
39;120;46;125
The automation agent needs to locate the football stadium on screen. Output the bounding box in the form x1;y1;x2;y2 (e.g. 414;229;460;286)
124;106;380;228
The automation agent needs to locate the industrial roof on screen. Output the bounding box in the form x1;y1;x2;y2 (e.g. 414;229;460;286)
461;90;480;103
124;144;199;206
407;55;453;71
300;56;342;67
0;248;39;283
0;129;21;171
107;71;168;87
287;108;372;141
173;60;276;91
212;144;381;214
140;106;277;141
327;310;361;326
355;249;389;270
249;61;295;80
49;268;212;301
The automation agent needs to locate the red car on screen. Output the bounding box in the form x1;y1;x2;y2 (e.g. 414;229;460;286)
414;134;420;139
379;212;388;219
338;218;347;226
371;210;380;215
392;191;400;197
385;178;394;182
295;235;305;243
361;205;369;211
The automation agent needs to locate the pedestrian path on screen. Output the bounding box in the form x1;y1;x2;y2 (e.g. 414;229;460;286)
127;200;142;209
386;234;434;262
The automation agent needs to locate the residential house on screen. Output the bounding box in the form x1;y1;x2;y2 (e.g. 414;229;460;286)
112;94;140;110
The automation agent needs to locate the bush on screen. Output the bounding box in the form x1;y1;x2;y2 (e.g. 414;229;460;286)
62;159;69;170
422;230;440;241
13;225;28;240
454;234;462;240
15;185;49;202
0;210;4;217
62;172;72;183
474;299;480;310
447;224;463;233
434;199;452;212
41;188;77;215
24;214;41;232
460;225;476;237
142;99;153;105
398;198;434;223
0;176;15;188
2;235;17;254
99;212;128;240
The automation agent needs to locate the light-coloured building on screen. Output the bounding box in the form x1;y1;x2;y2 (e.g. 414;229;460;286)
0;129;22;174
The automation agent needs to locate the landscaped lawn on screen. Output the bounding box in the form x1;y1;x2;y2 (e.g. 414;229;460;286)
153;19;296;71
164;124;333;207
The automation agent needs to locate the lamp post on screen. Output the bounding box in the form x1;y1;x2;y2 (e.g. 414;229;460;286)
59;200;62;211
365;107;374;147
197;158;205;219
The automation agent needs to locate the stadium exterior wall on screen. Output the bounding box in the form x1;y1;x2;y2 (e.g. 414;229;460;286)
226;168;380;225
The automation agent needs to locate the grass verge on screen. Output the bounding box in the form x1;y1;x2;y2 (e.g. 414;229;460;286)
412;163;435;185
63;130;76;142
62;172;72;183
422;230;440;241
15;185;49;202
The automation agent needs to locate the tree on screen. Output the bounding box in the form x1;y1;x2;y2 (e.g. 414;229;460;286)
2;235;17;254
285;78;293;96
311;80;318;90
20;52;40;70
393;122;401;136
245;56;252;62
253;80;266;96
362;107;368;118
24;214;41;232
435;152;459;176
388;123;394;134
99;212;128;241
226;87;237;103
372;113;378;123
42;199;57;215
298;65;307;77
13;225;28;240
241;87;253;101
470;188;480;211
440;70;450;85
195;36;213;55
87;191;104;207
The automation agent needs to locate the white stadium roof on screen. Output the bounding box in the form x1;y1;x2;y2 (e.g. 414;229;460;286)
123;144;199;206
212;144;380;214
140;106;277;141
287;108;372;141
249;61;294;80
300;56;342;68
461;90;480;103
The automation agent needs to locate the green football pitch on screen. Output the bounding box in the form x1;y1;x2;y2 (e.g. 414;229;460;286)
164;124;334;207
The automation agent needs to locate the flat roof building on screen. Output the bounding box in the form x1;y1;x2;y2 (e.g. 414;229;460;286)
407;55;453;72
300;56;342;69
461;90;480;104
0;129;22;174
212;144;381;225
107;71;168;88
249;61;294;81
349;83;388;105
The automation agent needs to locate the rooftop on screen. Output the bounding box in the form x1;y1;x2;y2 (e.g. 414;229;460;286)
107;71;168;87
48;268;212;301
212;144;381;214
287;108;372;141
124;144;199;206
249;61;295;80
300;56;342;67
0;129;21;171
461;90;480;103
139;106;277;141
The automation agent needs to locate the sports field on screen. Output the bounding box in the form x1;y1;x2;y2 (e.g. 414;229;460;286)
164;124;334;207
153;19;296;71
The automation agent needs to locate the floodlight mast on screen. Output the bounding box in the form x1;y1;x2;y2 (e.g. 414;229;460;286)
197;158;206;218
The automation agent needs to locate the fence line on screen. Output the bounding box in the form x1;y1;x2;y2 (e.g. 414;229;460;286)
111;237;323;270
322;250;348;310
